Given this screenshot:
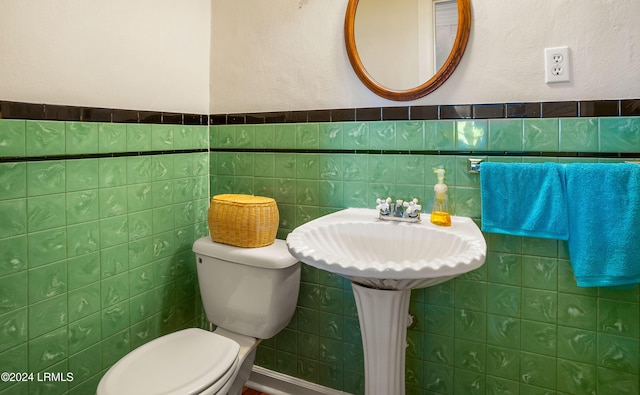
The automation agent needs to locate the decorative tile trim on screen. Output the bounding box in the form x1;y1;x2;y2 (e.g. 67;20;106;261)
210;116;640;158
2;99;639;125
0;101;209;125
0;149;209;164
0;117;210;163
211;99;640;125
210;148;640;159
3;100;639;163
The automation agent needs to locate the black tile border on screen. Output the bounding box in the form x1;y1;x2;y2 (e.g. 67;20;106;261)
440;104;473;119
209;147;640;159
5;146;639;164
0;148;209;164
331;108;356;122
210;147;638;155
382;107;409;121
410;105;439;120
0;101;209;125
209;99;640;125
2;99;639;127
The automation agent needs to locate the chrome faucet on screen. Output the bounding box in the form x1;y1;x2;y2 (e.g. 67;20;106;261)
376;197;422;223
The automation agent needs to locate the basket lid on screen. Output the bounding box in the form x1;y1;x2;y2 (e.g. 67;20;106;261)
212;194;275;205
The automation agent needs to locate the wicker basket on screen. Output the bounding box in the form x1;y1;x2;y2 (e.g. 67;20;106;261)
208;194;279;248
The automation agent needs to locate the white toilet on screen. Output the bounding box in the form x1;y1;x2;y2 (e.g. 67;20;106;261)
97;236;301;395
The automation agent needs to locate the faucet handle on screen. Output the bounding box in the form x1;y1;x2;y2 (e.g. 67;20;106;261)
404;199;422;217
403;198;420;208
376;197;392;214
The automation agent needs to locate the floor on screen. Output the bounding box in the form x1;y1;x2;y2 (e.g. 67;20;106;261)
242;387;269;395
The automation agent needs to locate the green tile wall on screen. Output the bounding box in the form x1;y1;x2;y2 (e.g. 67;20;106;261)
0;120;210;395
1;115;638;395
211;117;640;395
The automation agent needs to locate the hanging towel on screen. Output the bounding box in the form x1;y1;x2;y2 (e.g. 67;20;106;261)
480;162;569;240
565;163;640;287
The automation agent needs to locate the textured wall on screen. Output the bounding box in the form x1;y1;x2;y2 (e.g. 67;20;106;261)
0;1;211;114
2;1;638;114
210;0;640;113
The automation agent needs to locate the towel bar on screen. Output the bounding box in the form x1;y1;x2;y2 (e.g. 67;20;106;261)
468;159;640;173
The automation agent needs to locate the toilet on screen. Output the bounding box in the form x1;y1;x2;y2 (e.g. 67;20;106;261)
97;236;301;395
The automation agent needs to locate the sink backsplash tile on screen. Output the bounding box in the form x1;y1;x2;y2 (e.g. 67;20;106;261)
1;99;638;394
0;117;209;395
210;114;640;395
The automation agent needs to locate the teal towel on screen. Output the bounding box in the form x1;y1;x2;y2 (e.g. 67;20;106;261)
565;163;640;287
480;162;569;240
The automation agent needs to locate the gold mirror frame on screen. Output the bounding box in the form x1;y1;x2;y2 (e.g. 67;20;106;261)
345;0;472;101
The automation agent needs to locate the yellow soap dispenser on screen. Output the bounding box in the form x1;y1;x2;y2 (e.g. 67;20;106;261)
430;168;451;226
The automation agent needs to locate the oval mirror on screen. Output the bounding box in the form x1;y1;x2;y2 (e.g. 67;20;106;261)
345;0;471;101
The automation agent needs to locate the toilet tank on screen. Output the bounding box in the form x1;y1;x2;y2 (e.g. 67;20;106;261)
192;237;301;339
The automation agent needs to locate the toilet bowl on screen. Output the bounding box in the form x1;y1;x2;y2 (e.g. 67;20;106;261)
97;237;300;395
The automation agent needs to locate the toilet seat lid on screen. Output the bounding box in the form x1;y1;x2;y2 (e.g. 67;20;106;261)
98;328;240;395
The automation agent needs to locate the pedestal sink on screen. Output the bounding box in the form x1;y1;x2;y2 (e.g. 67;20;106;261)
286;208;486;395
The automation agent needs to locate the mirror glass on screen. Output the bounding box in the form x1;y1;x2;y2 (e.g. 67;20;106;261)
345;0;471;101
355;0;457;90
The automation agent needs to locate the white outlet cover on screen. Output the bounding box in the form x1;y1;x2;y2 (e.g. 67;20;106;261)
545;46;570;83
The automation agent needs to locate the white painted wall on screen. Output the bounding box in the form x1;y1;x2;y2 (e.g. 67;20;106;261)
210;0;640;114
1;1;637;114
0;0;211;114
210;0;351;115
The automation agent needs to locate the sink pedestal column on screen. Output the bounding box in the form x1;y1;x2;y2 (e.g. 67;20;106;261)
352;282;411;395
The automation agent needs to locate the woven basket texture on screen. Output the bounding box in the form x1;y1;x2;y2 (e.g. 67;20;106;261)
208;194;279;248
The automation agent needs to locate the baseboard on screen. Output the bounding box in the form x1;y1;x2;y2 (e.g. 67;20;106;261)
245;366;351;395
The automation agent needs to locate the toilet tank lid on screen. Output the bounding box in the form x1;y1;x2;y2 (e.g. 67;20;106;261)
193;237;299;269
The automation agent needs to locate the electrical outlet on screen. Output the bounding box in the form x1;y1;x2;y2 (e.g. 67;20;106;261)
545;46;570;83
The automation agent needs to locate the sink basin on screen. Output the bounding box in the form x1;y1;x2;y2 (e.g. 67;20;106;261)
286;207;486;290
286;207;487;395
